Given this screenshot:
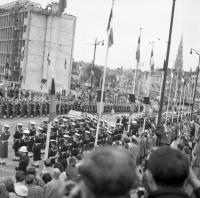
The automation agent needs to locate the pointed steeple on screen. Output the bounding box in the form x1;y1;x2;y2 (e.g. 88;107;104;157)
174;35;183;80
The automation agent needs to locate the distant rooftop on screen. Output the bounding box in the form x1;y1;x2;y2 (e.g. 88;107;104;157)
0;0;41;14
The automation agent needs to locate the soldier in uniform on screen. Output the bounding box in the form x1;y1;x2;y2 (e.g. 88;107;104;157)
28;122;37;157
16;146;29;173
0;124;10;165
16;101;22;118
36;127;45;154
32;129;43;167
2;101;8;119
21;129;31;156
13;123;24;161
48;140;57;165
8;100;14;119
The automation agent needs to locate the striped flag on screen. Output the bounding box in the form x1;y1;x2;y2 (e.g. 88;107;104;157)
64;59;67;70
47;53;51;66
162;59;166;71
150;48;154;74
107;0;114;47
136;33;141;64
58;0;67;16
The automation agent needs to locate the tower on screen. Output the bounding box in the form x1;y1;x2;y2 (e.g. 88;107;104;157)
174;36;183;80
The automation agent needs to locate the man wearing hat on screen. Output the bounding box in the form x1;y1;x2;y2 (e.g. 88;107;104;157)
21;129;32;157
13;123;24;161
29;122;36;157
0;124;10;165
32;132;42;168
16;146;29;173
36;127;45;154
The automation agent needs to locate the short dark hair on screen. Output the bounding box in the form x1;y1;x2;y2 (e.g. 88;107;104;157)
25;175;34;185
54;162;64;172
42;173;52;184
147;146;189;187
15;171;25;182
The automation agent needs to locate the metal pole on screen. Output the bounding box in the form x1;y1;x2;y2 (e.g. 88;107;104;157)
132;63;139;94
165;71;173;125
91;38;97;88
191;56;200;120
181;85;186;121
157;0;176;126
177;82;184;124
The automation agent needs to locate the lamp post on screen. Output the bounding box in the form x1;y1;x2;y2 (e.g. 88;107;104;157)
190;48;200;120
91;38;104;89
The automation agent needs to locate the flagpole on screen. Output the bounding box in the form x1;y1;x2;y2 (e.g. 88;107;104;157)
172;73;178;122
95;0;114;146
157;0;176;126
181;84;186;121
95;44;109;147
177;81;184;124
137;81;141;113
165;70;173;125
156;71;164;125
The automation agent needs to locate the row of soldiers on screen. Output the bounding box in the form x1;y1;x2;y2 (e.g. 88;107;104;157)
0;115;127;168
0;99;139;119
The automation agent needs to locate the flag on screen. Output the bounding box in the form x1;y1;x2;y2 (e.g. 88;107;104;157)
64;59;67;70
58;0;67;16
136;34;140;64
150;48;154;74
162;59;166;71
47;53;51;65
107;0;114;47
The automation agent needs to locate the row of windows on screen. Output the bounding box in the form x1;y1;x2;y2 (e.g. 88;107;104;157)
0;25;26;40
0;65;5;74
0;39;25;53
0;11;28;28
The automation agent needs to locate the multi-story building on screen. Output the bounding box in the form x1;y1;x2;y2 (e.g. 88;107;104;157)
0;0;76;93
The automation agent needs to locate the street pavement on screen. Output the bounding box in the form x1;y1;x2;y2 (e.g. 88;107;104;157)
0;113;122;180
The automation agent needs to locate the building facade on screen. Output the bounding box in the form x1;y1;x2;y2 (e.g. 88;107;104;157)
0;0;76;93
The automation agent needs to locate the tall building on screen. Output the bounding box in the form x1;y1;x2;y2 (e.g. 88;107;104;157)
0;0;76;93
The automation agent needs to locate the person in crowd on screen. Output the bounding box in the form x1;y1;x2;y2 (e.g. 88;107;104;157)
0;125;10;165
65;147;137;198
4;178;19;198
25;175;44;198
0;182;9;198
16;146;29;174
144;146;200;198
45;168;62;198
66;157;79;181
27;168;44;187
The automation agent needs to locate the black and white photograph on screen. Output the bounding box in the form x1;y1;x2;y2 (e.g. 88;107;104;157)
0;0;200;198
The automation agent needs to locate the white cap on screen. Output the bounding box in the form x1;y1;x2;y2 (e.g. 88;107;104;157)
18;146;28;153
15;185;28;197
4;124;10;128
63;135;70;138
17;123;23;126
37;127;43;131
23;129;30;134
30;121;36;125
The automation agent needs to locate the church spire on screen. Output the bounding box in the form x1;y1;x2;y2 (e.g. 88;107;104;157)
174;35;183;80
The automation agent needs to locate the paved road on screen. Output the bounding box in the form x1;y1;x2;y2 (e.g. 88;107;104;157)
0;113;122;180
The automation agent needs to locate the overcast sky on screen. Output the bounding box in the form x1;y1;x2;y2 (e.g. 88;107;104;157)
1;0;200;71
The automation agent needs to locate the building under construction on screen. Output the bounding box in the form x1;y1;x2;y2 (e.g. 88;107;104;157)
0;0;76;93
